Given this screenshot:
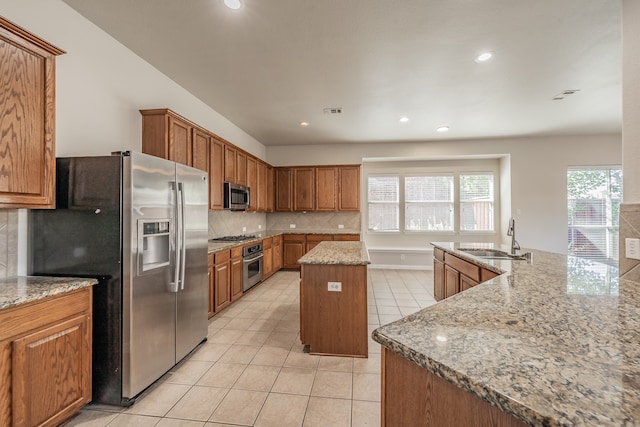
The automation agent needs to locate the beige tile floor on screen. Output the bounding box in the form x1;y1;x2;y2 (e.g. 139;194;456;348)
65;269;435;427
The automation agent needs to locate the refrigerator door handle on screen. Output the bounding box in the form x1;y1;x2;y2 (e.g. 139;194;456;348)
178;182;187;290
170;181;181;292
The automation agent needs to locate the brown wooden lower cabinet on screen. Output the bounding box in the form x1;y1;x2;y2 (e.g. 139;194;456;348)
208;254;215;318
434;248;501;301
300;263;368;357
273;235;282;271
0;288;92;427
382;348;527;427
214;250;231;313
263;237;273;279
230;247;243;302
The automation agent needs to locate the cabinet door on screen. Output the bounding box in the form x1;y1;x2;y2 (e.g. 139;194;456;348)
264;246;273;279
266;166;275;212
293;167;315;211
224;144;236;183
168;115;192;166
246;156;257;211
444;265;460;299
214;261;231;312
460;274;479;292
315;167;338;211
208;254;215;318
12;314;91;427
0;19;63;209
192;129;209;172
283;238;305;269
338;166;360;211
273;239;282;271
257;161;267;212
434;258;445;301
230;249;243;302
306;234;333;253
209;139;224;210
276;168;293;211
236;152;247;185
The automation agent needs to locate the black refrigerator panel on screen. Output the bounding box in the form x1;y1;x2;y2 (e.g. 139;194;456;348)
30;155;126;405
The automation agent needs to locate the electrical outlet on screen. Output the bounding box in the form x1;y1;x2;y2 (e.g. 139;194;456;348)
625;238;640;260
338;224;344;229
328;281;342;292
290;224;296;229
258;225;262;229
242;226;247;232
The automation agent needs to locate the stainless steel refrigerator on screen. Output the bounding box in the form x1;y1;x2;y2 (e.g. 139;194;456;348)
30;151;208;406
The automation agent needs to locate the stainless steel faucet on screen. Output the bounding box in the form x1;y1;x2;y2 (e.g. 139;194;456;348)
507;217;520;255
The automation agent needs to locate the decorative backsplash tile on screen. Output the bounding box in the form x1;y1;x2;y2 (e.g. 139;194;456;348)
0;210;18;278
619;203;640;281
208;210;267;239
266;211;361;233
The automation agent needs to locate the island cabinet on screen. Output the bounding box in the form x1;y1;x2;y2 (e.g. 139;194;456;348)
382;348;527;427
299;241;369;357
433;248;499;301
0;287;92;427
0;17;65;209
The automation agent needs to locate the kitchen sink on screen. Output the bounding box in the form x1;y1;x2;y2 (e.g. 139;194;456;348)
459;248;527;260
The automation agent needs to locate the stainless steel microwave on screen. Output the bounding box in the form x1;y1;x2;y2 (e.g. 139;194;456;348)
224;182;250;210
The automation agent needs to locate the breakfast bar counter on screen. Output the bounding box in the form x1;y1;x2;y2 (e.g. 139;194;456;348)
373;242;637;426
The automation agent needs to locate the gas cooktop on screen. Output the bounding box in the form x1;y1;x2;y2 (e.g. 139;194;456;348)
209;235;257;242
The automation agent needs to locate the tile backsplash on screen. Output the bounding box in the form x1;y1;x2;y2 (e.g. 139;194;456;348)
267;211;361;233
619;203;640;281
0;209;19;278
208;210;268;239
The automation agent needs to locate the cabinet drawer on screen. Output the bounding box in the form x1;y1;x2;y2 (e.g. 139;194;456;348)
444;253;480;282
262;237;273;249
231;246;243;259
283;234;305;241
214;250;231;264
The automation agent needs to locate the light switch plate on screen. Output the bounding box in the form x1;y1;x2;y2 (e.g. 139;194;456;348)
290;224;296;229
328;281;342;292
625;238;640;260
338;224;344;229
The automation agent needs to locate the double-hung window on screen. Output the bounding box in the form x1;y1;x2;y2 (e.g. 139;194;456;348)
460;173;494;231
405;175;454;231
368;175;399;231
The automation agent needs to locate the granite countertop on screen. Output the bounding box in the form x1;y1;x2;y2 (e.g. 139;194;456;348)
0;276;98;310
298;241;371;265
207;230;360;254
373;242;638;426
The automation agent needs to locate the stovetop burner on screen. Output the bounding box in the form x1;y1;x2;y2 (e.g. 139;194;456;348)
210;235;257;242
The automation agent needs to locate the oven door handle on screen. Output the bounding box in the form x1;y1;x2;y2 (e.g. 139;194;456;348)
243;253;264;263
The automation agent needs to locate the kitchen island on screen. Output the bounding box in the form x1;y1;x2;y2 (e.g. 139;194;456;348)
373;242;637;426
298;241;370;357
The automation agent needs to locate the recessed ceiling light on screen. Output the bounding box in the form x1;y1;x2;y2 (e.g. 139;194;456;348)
224;0;242;10
474;51;494;63
399;117;409;123
436;125;450;133
299;121;310;127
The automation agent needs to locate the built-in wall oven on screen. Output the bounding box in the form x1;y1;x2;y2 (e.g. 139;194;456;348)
243;242;263;292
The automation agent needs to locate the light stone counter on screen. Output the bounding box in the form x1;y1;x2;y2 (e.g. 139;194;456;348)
373;242;637;426
298;241;371;265
0;276;98;310
207;230;361;254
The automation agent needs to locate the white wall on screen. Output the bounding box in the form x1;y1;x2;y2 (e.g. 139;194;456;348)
268;134;622;254
623;0;640;203
0;0;266;159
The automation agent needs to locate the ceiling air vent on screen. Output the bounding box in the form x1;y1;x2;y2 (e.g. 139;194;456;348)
323;107;343;114
552;89;580;100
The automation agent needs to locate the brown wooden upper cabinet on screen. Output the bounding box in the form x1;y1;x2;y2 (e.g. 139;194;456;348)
0;17;65;208
275;165;360;212
293;167;315;211
246;156;257;211
209;138;224;211
266;165;275;212
140;109;210;171
236;151;247;186
224;144;236;183
257;161;267;212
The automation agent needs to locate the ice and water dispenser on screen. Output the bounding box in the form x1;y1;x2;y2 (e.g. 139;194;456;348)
138;220;170;273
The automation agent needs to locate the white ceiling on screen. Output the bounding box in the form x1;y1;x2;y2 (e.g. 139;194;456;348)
62;0;621;147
